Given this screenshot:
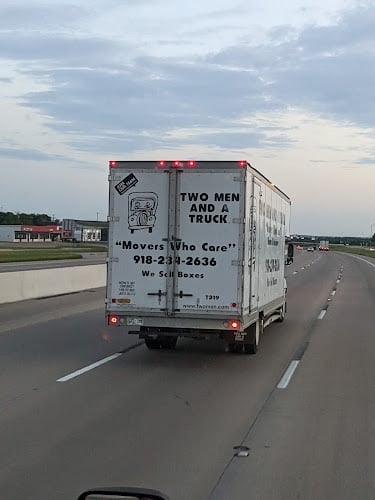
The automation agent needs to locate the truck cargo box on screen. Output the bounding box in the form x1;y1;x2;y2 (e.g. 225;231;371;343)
106;160;291;353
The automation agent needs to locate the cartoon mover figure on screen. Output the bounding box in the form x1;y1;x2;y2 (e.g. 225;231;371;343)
128;192;158;234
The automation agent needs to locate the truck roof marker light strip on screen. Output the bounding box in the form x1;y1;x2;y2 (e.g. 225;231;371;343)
109;160;117;168
108;315;119;325
186;160;196;168
172;160;182;168
157;160;166;168
238;160;247;168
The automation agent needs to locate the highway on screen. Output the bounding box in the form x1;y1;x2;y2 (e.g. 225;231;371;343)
0;250;374;499
0;253;106;273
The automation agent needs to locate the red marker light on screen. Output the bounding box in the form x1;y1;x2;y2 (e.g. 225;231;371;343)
108;315;119;325
186;160;196;168
157;160;166;168
109;160;117;168
230;320;239;329
238;160;247;168
173;161;181;168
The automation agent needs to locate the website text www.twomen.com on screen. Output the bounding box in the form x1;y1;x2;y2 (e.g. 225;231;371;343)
183;304;230;310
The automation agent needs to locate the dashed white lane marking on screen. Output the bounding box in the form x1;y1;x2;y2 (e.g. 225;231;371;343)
293;271;298;274
317;310;327;320
277;360;300;389
57;353;122;382
331;290;336;296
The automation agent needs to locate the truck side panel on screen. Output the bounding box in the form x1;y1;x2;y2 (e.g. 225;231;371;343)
257;182;289;312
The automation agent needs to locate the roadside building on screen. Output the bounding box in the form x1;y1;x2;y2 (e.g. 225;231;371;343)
0;225;62;242
0;220;108;243
0;225;21;242
62;219;108;242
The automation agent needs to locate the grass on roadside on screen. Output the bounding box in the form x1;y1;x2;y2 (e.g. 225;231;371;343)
0;244;107;252
0;250;83;263
330;245;375;259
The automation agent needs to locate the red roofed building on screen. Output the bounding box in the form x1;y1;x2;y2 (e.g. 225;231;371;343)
16;225;62;242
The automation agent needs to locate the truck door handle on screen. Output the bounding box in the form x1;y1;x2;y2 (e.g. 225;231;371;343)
175;291;193;298
147;290;166;297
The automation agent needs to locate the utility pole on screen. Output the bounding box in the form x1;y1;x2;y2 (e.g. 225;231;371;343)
371;222;375;245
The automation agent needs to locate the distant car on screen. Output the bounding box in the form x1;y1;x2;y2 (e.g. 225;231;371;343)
307;247;314;252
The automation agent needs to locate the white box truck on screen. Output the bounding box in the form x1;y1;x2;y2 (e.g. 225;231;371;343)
106;160;291;353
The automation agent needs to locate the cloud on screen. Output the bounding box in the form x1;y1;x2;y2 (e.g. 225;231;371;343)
210;5;375;128
0;4;88;31
0;147;65;161
18;56;272;153
356;157;375;164
3;3;375;156
0;32;121;63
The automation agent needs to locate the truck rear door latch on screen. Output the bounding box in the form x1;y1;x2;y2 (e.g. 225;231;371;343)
175;291;193;298
147;290;166;297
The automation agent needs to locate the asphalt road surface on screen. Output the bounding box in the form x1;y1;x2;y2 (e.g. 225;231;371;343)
0;253;106;272
0;250;374;500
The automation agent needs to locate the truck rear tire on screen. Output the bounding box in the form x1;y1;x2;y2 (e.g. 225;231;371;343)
228;343;243;354
160;336;178;350
276;302;287;322
145;337;161;350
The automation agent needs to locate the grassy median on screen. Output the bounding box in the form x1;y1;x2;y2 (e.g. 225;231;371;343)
0;245;107;263
330;245;375;259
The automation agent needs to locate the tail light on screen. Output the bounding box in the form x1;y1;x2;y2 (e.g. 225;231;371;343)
108;315;119;325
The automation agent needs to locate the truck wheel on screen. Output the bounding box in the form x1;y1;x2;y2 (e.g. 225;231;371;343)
145;337;161;350
160;336;178;350
228;343;243;354
276;303;286;322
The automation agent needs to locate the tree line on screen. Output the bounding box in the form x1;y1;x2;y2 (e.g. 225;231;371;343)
0;212;60;225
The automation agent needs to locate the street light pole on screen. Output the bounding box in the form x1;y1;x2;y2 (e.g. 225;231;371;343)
371;222;375;244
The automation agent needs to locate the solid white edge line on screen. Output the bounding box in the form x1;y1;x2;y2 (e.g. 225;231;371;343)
277;360;300;389
57;353;122;382
350;255;375;268
318;310;327;320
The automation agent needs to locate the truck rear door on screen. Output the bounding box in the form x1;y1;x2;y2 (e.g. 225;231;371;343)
173;167;244;315
108;166;170;312
107;162;244;317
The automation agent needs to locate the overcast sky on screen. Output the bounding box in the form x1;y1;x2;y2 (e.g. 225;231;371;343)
0;0;374;235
